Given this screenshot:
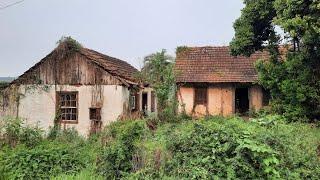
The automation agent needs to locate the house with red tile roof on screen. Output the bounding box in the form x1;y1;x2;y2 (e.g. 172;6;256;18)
175;46;269;117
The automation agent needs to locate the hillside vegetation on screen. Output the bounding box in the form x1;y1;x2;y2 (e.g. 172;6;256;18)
0;115;319;179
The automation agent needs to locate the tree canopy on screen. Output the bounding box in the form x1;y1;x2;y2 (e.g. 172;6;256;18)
139;50;177;121
230;0;320;121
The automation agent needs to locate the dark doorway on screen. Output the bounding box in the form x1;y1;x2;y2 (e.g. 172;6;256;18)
235;88;249;114
142;93;148;115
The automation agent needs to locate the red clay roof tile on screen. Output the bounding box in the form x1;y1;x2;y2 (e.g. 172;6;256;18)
175;46;269;83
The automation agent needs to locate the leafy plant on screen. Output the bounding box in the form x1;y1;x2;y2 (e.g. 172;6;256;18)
139;50;177;122
230;0;320;122
96;120;147;179
0;142;86;179
0;117;43;148
127;117;320;179
57;36;82;52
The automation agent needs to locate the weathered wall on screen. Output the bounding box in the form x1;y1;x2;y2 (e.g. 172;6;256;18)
221;85;235;116
249;85;263;111
208;85;235;116
208;87;223;115
178;84;266;117
0;85;130;136
178;85;235;117
177;87;194;114
14;53;124;85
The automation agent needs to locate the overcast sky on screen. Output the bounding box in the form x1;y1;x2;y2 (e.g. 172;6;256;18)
0;0;244;77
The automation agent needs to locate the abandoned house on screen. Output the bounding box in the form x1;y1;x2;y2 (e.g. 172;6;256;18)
176;46;269;117
0;40;148;136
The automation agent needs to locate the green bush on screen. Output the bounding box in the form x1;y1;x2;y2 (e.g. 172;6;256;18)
0;142;86;179
166;121;280;178
0;117;43;148
127;117;320;179
47;127;84;143
51;167;104;180
96;120;147;179
1;116;319;179
0;118;99;179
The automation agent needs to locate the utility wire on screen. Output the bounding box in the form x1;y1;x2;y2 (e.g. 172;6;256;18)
0;0;25;10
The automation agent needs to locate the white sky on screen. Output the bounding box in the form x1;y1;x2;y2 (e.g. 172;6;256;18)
0;0;244;76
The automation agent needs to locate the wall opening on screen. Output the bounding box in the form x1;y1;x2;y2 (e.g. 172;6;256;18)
194;87;208;105
142;92;148;115
89;108;102;135
235;88;249;114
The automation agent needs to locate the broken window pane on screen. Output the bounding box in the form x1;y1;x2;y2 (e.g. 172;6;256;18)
57;92;78;122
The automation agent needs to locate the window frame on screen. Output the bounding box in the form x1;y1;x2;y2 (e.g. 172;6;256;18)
56;91;79;124
89;107;101;121
130;95;136;110
194;87;208;105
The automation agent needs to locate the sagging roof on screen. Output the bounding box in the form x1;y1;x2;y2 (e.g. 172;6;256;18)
11;40;139;86
175;46;269;83
80;48;138;84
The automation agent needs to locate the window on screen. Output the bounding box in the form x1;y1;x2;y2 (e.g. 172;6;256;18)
195;87;207;105
57;92;78;122
90;108;101;120
89;108;102;135
130;95;136;110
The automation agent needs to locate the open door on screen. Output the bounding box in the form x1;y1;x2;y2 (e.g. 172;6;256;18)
235;88;249;114
142;93;148;115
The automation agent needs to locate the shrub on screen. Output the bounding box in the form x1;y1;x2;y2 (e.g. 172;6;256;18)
96;120;147;179
0;117;43;148
0;142;86;179
164;119;280;179
127;117;320;179
51;167;104;180
47;127;84;143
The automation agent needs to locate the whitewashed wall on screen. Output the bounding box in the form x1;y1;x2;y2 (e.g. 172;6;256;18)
13;85;129;136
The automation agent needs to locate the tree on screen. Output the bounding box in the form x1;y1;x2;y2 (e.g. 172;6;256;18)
230;0;320;121
139;49;177;122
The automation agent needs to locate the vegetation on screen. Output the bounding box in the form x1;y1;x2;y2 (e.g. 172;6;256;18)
230;0;320;122
176;46;191;55
1;115;319;179
1;1;320;179
57;36;82;52
0;117;102;179
139;50;177;122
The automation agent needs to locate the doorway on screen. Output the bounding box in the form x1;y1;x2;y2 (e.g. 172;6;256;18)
142;93;148;115
235;88;249;114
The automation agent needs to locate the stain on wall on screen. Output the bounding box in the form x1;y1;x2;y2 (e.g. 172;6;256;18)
0;85;130;136
249;85;263;111
178;84;263;117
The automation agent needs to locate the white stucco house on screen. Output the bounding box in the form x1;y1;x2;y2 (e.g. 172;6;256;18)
0;39;156;136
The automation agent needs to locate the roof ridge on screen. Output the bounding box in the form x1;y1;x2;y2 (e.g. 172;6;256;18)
83;48;137;70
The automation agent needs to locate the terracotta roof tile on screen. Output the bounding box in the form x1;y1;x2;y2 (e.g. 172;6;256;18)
175;46;269;83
